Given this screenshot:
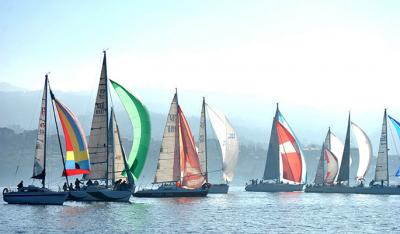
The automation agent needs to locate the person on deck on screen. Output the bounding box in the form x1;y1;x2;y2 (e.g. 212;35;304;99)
69;183;74;191
86;179;93;186
75;178;83;190
114;179;122;190
63;182;68;191
369;180;375;187
17;181;23;191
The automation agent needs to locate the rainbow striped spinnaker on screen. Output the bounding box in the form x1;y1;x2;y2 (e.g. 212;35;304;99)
51;92;90;176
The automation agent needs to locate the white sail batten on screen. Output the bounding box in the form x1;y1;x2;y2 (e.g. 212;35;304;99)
351;122;372;181
154;93;180;183
87;56;109;180
32;78;47;180
206;104;239;183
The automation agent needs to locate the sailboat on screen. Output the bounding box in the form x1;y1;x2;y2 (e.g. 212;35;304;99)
2;75;78;205
134;91;209;197
307;128;342;188
198;98;240;194
245;104;306;192
304;112;400;194
68;51;150;202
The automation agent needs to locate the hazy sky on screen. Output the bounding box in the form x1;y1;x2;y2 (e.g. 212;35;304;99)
2;1;400;145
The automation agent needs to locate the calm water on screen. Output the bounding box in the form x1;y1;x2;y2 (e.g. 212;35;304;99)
0;187;399;233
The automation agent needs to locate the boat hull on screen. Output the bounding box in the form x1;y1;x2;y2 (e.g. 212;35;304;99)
67;186;132;202
208;184;229;194
3;191;68;205
134;187;208;198
304;185;400;195
86;190;131;202
245;183;304;192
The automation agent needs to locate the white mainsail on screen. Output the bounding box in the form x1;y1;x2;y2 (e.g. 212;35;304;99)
375;110;388;183
154;93;180;183
198;99;207;175
206;104;239;183
32;77;47;181
87;54;109;180
351;122;372;181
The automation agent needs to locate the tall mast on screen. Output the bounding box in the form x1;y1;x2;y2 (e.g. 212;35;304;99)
103;50;110;188
42;75;48;188
385;109;389;186
203;97;208;183
175;88;181;184
48;82;69;188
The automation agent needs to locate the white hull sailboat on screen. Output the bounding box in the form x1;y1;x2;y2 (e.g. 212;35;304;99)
134;91;209;197
198;98;239;194
245;104;306;192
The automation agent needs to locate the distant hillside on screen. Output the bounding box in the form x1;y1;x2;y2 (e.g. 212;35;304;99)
0;88;267;144
2;127;400;188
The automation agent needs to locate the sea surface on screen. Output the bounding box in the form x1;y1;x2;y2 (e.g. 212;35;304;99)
0;186;399;234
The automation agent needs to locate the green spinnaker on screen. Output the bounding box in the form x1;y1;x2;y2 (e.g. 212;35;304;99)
110;80;151;181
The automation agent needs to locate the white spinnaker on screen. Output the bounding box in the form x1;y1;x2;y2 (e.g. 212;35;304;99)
206;104;239;183
351;122;372;181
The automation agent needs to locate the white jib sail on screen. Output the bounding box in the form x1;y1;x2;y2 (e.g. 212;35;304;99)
206;104;239;183
330;132;345;182
351;122;372;181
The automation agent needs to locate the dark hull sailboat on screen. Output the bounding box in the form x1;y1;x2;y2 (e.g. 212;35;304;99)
134;185;208;198
2;76;72;205
71;52;150;202
208;184;229;194
304;185;400;195
246;104;306;193
137;91;208;197
307;110;400;195
198;98;239;195
245;183;304;192
3;188;68;205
